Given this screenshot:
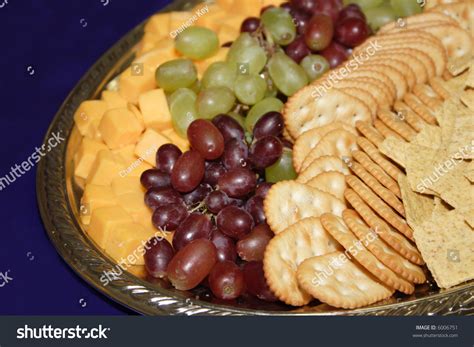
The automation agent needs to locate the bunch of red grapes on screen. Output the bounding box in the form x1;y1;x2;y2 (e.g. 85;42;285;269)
242;0;370;68
140;112;288;301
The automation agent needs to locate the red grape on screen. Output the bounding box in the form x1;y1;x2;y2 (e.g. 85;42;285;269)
171;150;205;193
253;112;284;139
245;196;266;225
212;115;245;143
242;261;278;302
249;136;283;169
203;162;227;187
211;229;237;263
218;168;257;198
237;223;273;261
291;0;317;13
313;0;343;22
152;202;188;231
291;10;310;35
144;237;175;278
173;213;213;251
335;17;370;48
338;4;366;23
156;144;182;174
222;139;249;170
167;239;217;290
145;187;183;209
255;182;273;199
209;261;245;300
205;190;232;214
140;169;170;190
241;17;261;33
217;206;255;240
285;36;311;63
320;41;349;68
187;120;225;160
304;14;334;51
182;183;212;206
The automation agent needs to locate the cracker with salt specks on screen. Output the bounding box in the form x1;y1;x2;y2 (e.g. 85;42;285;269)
398;174;435;231
297;251;394;309
343;209;426;284
264;181;346;234
284;87;372;139
338;87;378;118
430;2;474;33
320;213;415;294
292;122;356;173
306;171;347;202
264;217;342;306
297;155;349;184
378;12;458;32
301;129;358;171
413;210;474;289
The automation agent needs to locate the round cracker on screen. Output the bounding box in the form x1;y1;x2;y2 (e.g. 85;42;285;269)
343;210;426;284
430;2;474;33
352;150;401;198
355;121;384;147
297;251;394;309
357;63;408;100
300;129;358;172
370;51;428;86
403;93;438;125
264;217;342;306
284;87;372;139
374;120;405;141
377;109;417;142
393;100;427;132
306;171;347;201
337;86;379;117
366;56;416;90
346;175;414;241
429;76;452;100
357;137;404;181
344;189;424;265
412;84;443;111
264;181;346;234
320;213;415;294
343;74;394;104
292;122;357;173
378;12;458;33
349;160;405;215
297;155;350;184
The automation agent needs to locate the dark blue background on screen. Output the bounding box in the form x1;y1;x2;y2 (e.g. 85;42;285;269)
0;0;172;315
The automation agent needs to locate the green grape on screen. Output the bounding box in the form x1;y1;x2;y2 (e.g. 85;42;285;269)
234;74;267;105
261;71;278;98
168;88;199;138
343;0;383;9
245;97;284;132
156;59;198;93
390;0;423;17
300;55;330;82
228;112;246;128
261;7;297;46
268;52;308;97
175;26;219;60
365;5;397;31
197;87;236;120
201;62;237;90
265;148;297;183
189;79;201;94
227;33;268;75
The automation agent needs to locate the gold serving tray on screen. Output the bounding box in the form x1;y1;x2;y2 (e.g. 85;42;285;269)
36;0;474;315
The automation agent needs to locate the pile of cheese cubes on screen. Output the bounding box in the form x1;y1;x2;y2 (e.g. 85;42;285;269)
72;0;286;267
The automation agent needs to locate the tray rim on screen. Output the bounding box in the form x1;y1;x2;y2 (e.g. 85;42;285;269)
36;0;474;316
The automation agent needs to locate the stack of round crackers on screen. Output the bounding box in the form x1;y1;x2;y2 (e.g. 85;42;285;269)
262;4;473;309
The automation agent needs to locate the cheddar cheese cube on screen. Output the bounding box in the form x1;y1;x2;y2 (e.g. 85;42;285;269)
144;13;171;38
111;176;144;196
138;89;172;130
88;206;133;249
99;108;144;149
101;90;128;110
74;138;108;180
80;184;117;225
117;192;153;226
262;0;286;6
105;222;156;265
218;24;239;46
127;103;145;128
214;0;234;10
74;100;108;139
195;6;227;31
86;150;125;186
162;128;190;151
232;0;262;17
119;65;156;104
135;128;170;166
136;40;180;71
170;11;194;35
